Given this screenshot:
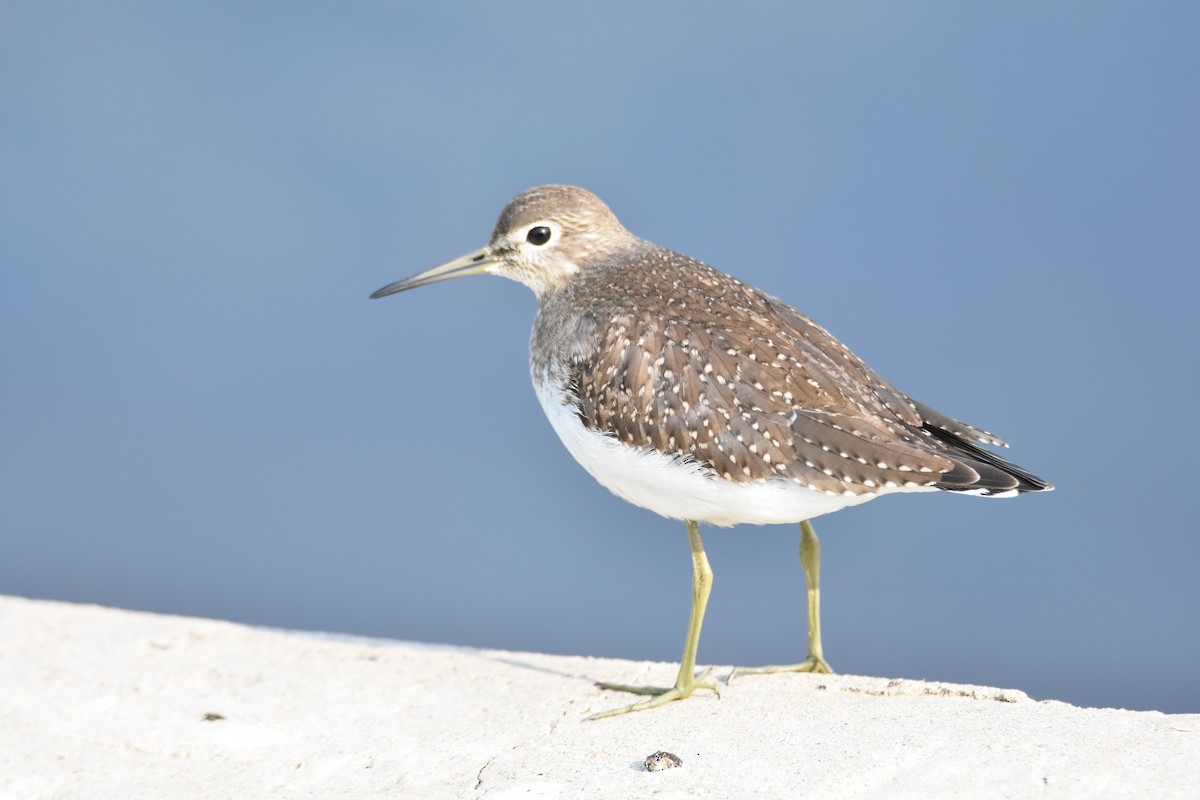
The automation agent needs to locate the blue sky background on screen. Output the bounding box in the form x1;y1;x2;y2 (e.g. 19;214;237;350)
3;2;1197;713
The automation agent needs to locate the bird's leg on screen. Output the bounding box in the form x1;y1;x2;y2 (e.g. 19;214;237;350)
589;519;719;719
730;519;833;678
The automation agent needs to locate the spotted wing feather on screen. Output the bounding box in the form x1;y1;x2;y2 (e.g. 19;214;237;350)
550;247;1050;498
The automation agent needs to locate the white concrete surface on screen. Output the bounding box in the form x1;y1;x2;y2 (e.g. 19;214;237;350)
1;595;1196;799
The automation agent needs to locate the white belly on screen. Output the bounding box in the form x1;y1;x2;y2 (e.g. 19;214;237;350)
534;377;920;527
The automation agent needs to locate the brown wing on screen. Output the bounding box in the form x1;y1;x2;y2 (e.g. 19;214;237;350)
564;250;1049;497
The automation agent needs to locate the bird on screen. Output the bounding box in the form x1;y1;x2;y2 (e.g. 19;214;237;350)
370;185;1052;720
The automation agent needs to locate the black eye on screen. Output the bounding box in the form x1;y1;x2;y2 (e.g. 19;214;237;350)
526;226;552;246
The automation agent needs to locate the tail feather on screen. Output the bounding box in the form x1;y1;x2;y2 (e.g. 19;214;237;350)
922;424;1053;496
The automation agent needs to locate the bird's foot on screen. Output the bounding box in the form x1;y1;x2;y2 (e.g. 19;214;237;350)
728;655;833;681
587;668;719;720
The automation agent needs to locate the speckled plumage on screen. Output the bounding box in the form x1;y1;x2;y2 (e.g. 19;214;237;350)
512;187;1050;513
370;184;1053;718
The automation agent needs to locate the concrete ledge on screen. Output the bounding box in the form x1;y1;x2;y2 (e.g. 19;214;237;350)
1;595;1196;798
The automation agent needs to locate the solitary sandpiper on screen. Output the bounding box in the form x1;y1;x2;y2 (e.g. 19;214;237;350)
371;185;1052;720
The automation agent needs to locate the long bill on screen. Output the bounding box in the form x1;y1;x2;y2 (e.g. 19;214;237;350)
369;247;498;299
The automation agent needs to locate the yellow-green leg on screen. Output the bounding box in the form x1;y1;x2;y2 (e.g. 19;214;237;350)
589;519;719;720
731;519;833;677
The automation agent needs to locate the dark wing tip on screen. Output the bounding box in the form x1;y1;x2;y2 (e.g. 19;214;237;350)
923;424;1053;495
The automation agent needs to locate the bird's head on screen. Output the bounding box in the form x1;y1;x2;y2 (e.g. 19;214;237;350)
370;185;638;302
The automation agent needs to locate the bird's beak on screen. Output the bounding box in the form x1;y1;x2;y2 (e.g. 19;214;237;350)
369;247;498;299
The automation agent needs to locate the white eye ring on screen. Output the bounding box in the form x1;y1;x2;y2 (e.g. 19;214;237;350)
522;221;559;248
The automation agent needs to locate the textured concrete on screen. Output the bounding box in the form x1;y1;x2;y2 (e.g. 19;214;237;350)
2;596;1196;799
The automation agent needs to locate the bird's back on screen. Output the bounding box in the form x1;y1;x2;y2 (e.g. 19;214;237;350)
531;243;1051;503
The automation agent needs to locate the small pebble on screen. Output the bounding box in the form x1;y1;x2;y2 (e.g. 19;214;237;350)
644;751;683;772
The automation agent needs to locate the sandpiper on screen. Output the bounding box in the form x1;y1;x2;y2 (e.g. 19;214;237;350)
371;185;1052;719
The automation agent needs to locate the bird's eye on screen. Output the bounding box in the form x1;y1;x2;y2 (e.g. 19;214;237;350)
526;226;552;246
